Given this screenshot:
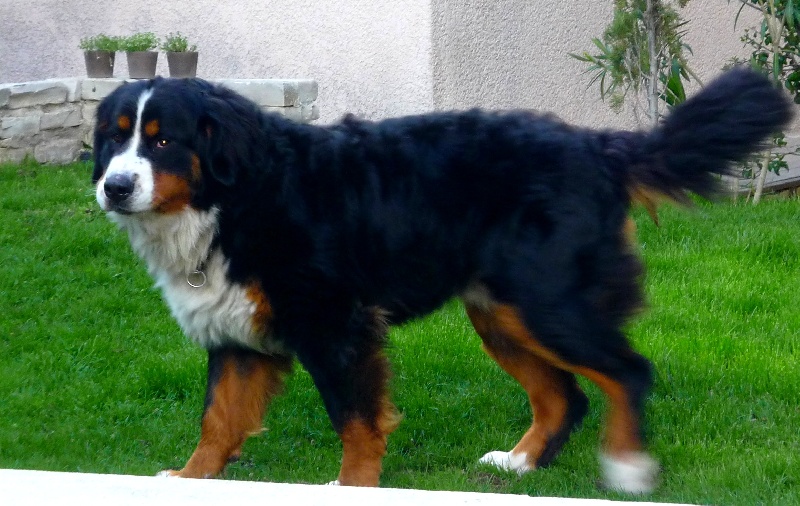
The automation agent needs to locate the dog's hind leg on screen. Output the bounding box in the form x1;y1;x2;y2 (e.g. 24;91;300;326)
464;299;589;473
159;347;292;478
483;301;658;494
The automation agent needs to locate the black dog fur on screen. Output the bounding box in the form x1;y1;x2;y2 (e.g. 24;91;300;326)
92;67;791;490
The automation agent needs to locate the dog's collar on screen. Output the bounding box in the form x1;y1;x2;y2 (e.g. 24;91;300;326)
187;266;207;288
186;250;213;288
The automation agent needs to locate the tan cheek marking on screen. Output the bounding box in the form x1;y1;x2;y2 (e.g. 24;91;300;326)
145;119;160;137
152;172;192;213
117;115;131;131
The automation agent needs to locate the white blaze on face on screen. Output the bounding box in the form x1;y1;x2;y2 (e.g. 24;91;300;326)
96;88;155;213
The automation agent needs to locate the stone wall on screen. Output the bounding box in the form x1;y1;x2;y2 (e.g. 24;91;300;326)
0;78;319;165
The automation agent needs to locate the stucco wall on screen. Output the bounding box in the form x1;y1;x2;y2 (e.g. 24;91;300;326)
431;1;760;129
0;0;433;124
0;1;766;128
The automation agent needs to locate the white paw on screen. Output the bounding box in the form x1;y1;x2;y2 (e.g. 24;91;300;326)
599;452;659;494
326;480;341;486
156;470;179;478
479;450;532;474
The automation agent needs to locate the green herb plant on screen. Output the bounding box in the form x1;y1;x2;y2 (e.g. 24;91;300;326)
161;32;197;52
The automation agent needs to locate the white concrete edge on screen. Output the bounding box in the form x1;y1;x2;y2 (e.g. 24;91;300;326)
0;469;690;506
1;77;319;108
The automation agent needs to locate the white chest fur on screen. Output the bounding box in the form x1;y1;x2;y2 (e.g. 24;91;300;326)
110;207;283;354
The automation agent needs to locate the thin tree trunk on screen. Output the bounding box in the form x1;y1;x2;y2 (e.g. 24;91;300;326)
644;0;660;128
753;151;771;204
753;0;783;205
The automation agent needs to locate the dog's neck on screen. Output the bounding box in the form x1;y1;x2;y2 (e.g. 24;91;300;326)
109;206;219;279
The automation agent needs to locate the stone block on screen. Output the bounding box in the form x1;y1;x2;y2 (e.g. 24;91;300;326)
82;102;99;122
1;77;318;165
34;138;81;164
82;128;95;148
265;104;319;123
216;79;318;107
1;115;41;139
0;107;32;119
0;146;31;164
283;80;319;107
39;78;82;102
41;108;83;130
81;79;126;101
62;79;82;102
0;133;39;149
6;81;68;109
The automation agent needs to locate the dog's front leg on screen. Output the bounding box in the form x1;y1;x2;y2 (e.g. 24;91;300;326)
160;346;292;478
294;309;400;487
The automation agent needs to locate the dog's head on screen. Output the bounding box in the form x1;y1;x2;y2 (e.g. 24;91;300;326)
93;78;258;215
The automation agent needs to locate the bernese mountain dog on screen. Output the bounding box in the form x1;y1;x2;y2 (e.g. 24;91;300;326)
92;68;790;494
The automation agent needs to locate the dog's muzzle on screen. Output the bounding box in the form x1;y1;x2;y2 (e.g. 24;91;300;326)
103;172;137;208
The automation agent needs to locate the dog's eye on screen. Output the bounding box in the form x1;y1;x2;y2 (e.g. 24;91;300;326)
156;138;170;148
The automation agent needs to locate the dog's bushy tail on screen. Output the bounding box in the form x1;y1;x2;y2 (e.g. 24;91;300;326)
611;67;793;208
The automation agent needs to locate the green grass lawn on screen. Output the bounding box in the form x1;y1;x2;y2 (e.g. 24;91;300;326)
0;161;798;504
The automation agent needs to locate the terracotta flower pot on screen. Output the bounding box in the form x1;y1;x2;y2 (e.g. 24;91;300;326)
83;51;115;78
166;51;198;78
127;51;158;79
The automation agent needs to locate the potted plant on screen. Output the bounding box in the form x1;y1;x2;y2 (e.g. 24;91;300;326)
161;32;198;78
79;34;120;78
121;32;160;79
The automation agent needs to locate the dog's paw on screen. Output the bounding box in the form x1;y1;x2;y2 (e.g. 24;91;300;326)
599;452;659;494
156;470;181;478
479;450;532;474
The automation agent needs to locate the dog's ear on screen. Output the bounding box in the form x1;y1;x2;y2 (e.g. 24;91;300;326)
197;90;257;187
91;135;106;183
91;101;113;184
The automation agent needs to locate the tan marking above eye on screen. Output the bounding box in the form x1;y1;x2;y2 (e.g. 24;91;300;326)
117;115;131;130
145;119;160;137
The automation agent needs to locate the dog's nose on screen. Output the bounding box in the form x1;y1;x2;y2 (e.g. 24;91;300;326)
104;173;136;204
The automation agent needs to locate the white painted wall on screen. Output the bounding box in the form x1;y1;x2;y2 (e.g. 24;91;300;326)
0;0;434;123
0;1;763;126
431;1;759;128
